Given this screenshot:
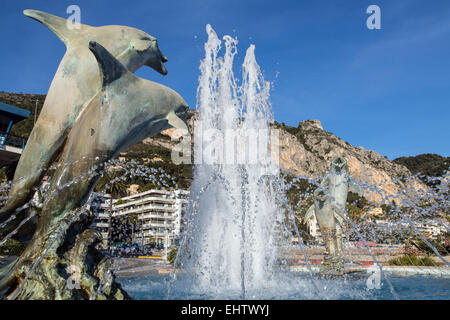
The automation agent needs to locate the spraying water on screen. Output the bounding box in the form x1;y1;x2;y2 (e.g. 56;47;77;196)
175;25;283;298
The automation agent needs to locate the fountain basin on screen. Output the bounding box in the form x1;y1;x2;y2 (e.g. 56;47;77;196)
116;272;449;300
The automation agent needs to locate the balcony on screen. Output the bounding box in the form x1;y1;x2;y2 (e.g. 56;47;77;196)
137;231;173;238
141;222;173;229
139;212;176;220
113;203;177;216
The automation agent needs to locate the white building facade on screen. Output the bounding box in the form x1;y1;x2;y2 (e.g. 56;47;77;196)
114;189;189;247
90;189;189;248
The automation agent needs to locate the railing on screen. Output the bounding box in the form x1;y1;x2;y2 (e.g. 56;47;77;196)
114;197;175;209
141;222;172;229
0;131;27;150
139;212;176;220
138;231;175;238
113;204;177;216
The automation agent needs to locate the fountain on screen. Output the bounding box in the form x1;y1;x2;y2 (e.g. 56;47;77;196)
160;25;449;300
168;24;283;299
0;19;448;300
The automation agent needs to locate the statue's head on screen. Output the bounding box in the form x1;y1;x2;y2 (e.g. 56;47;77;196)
330;156;348;174
112;26;168;75
23;9;169;75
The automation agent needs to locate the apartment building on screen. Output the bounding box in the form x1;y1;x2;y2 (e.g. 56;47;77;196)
90;189;189;248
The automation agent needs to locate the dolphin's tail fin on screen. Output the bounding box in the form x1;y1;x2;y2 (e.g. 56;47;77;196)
23;9;88;46
88;41;129;88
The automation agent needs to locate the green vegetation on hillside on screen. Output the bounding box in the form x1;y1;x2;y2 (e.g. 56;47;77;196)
119;142;193;190
0;92;44;139
393;153;449;186
0;92;45;180
283;173;316;243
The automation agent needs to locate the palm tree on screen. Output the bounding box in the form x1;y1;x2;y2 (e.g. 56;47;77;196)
128;214;139;244
96;170;128;198
96;169;128;248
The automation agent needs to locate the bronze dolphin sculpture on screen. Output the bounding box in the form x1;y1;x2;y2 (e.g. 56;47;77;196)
0;41;188;298
0;9;169;237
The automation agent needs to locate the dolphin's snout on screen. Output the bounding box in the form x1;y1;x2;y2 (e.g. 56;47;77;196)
144;41;168;75
146;52;168;75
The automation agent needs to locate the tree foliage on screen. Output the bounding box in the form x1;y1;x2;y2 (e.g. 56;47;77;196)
393;153;449;187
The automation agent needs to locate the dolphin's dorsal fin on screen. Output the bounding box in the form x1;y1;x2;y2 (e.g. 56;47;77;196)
88;41;128;88
23;9;90;46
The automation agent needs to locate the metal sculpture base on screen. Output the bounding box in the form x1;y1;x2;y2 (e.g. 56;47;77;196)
1;210;130;300
320;255;345;276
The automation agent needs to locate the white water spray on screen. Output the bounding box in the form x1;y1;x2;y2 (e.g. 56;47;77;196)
179;25;282;298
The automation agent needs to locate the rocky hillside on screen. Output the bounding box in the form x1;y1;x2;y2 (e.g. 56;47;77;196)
142;115;428;203
274;120;427;202
0;92;429;203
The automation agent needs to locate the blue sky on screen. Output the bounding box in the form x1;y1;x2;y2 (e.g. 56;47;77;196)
0;0;449;159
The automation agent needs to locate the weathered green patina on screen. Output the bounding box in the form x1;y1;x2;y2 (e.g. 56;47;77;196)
0;9;169;238
0;13;188;300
